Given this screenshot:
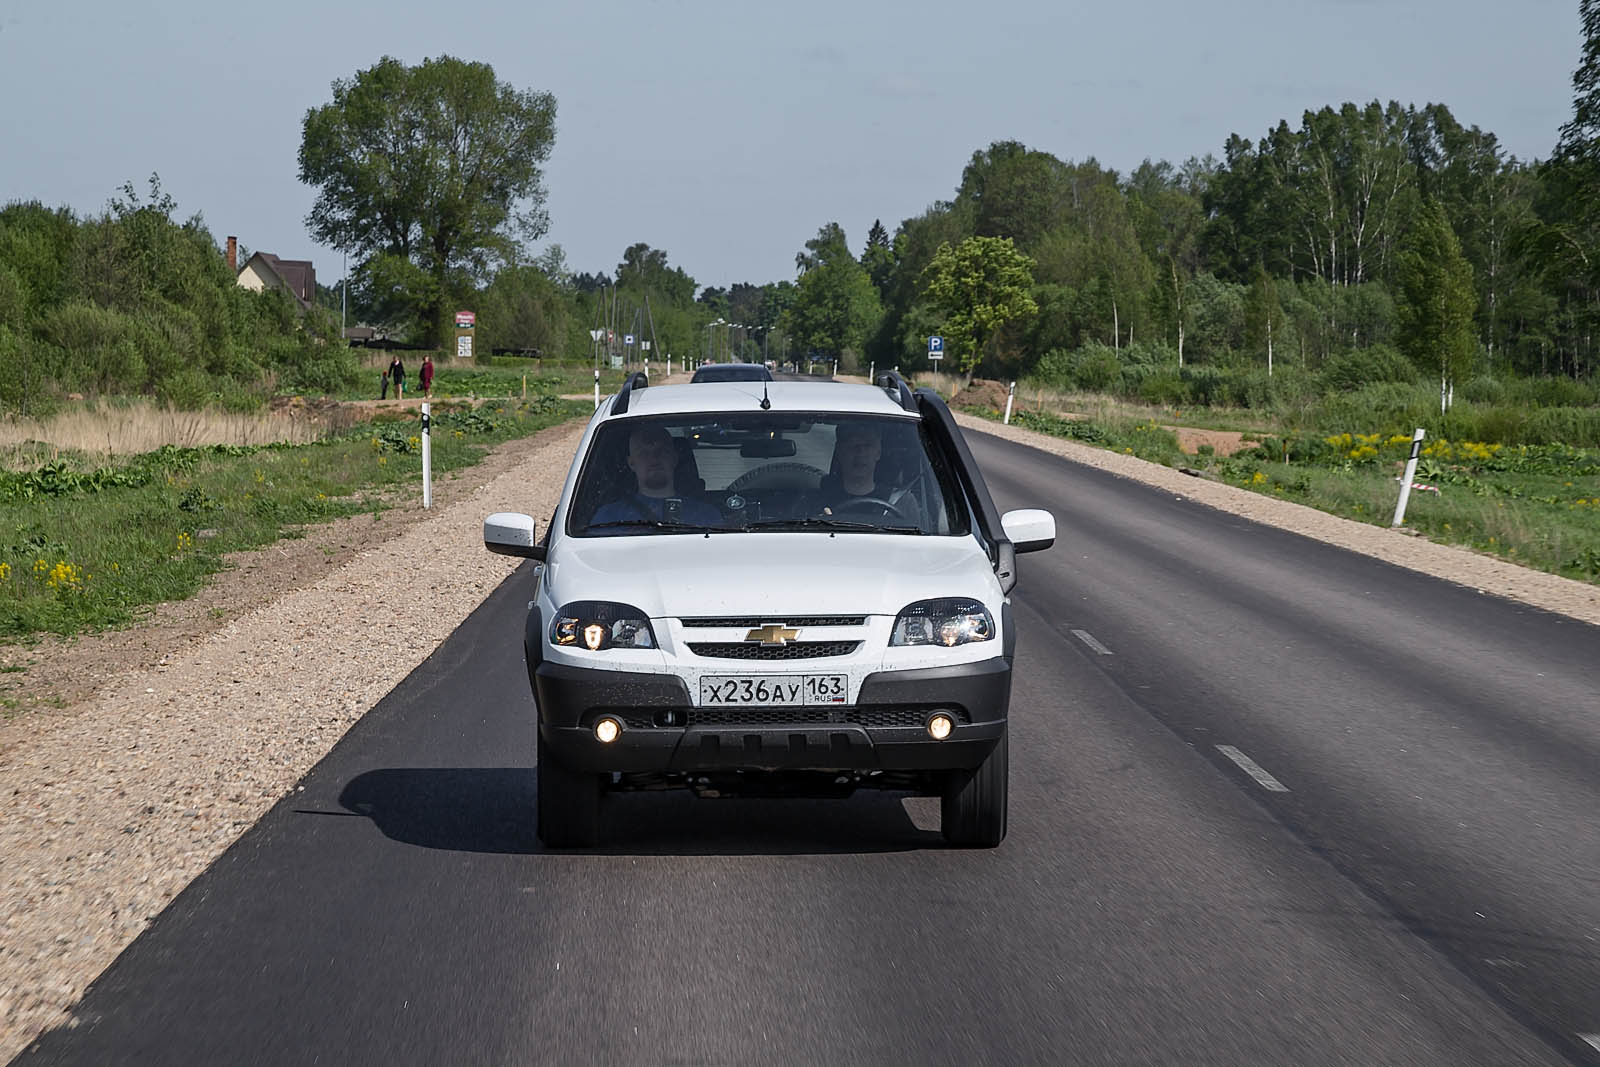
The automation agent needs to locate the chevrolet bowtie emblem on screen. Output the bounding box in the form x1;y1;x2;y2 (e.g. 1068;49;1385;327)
745;624;799;646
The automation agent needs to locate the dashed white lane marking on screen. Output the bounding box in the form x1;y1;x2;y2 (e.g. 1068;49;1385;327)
1580;1033;1600;1052
1070;629;1113;655
1216;745;1290;793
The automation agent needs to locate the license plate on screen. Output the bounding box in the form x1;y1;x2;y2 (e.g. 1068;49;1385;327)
698;674;848;706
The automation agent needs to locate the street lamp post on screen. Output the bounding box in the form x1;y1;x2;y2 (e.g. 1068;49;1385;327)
706;318;727;364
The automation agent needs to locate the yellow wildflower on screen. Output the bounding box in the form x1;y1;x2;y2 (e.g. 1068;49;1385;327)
46;560;85;593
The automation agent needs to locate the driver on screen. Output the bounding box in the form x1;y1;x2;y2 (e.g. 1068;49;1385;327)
590;424;722;528
816;420;923;525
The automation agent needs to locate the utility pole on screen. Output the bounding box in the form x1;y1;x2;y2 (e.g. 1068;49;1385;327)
644;292;662;375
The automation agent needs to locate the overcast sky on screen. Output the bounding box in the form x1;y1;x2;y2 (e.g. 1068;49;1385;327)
0;0;1581;291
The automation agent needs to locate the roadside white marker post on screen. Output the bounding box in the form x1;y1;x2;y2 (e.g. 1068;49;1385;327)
421;403;432;509
869;361;875;381
1003;381;1016;425
593;368;600;410
1391;428;1426;527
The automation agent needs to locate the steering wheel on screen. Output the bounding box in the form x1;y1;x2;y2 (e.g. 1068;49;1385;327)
829;493;915;522
727;462;826;491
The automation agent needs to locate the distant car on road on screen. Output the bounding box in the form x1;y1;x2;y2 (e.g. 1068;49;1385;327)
483;371;1056;849
690;362;773;383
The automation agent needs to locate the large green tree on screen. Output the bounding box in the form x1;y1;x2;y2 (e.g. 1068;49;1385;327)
299;56;557;346
860;219;896;296
478;264;570;357
1244;265;1287;374
615;243;697;307
1127;159;1205;363
1395;200;1477;404
785;224;881;364
921;236;1038;379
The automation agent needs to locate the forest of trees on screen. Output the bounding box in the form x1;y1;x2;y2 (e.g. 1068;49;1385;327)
0;177;355;415
7;18;1600;418
483;93;1600;400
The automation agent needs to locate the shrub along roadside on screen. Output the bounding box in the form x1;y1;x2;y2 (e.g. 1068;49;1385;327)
963;406;1600;586
0;398;589;641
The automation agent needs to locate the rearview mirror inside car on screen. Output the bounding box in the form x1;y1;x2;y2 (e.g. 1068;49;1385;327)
739;437;797;458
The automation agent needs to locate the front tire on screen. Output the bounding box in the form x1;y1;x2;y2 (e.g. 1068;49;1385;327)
536;728;602;848
941;730;1008;847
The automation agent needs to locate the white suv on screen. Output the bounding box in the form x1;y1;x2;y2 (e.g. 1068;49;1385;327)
485;372;1055;847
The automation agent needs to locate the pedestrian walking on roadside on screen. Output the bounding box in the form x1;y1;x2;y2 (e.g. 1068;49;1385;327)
388;356;406;401
380;365;389;400
420;355;435;399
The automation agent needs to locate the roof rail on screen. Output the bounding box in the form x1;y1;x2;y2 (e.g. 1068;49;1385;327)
611;371;651;414
874;370;918;413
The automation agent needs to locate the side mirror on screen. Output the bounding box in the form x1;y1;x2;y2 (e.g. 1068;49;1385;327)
1001;509;1056;554
484;512;545;560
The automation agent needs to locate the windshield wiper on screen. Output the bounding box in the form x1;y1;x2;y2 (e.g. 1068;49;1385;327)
739;518;925;534
585;519;729;533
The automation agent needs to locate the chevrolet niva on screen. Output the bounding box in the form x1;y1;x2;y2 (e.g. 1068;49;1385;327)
484;372;1055;848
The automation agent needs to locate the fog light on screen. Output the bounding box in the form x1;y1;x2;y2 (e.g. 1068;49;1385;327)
926;713;954;741
594;717;622;744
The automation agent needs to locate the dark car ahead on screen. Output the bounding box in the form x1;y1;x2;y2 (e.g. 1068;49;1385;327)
690;362;773;383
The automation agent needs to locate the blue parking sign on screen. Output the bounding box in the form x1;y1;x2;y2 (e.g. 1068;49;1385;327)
929;335;944;352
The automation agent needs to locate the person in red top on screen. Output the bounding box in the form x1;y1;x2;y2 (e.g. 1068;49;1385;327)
420;356;435;399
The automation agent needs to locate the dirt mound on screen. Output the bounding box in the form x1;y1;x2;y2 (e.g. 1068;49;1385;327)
949;379;1011;411
1172;426;1256;457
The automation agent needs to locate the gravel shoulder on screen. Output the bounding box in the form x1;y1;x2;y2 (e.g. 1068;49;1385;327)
0;419;584;1060
2;407;1596;1060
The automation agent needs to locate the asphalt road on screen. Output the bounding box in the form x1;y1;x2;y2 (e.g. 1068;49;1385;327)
17;427;1599;1065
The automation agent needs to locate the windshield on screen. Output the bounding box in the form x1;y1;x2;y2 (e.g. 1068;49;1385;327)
568;413;970;537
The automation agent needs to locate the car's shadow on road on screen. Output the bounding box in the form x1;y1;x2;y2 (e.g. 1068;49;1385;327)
335;767;945;856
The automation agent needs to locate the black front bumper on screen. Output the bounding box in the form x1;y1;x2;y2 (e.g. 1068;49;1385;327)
532;658;1011;774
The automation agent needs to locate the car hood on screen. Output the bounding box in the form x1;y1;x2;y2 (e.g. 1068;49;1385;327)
546;532;997;618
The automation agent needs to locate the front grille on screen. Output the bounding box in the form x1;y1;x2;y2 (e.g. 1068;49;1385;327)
850;706;970;728
681;706;970;728
679;616;867;628
687;641;860;660
689;707;843;726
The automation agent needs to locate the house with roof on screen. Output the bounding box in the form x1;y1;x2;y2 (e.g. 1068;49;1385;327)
228;236;316;312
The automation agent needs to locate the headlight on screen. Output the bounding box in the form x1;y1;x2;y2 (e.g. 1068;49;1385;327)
889;598;994;647
551;601;656;651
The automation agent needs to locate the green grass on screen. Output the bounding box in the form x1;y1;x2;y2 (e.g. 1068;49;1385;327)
966;407;1600;586
343;357;638;402
961;406;1187;466
0;397;591;641
428;362;634;399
